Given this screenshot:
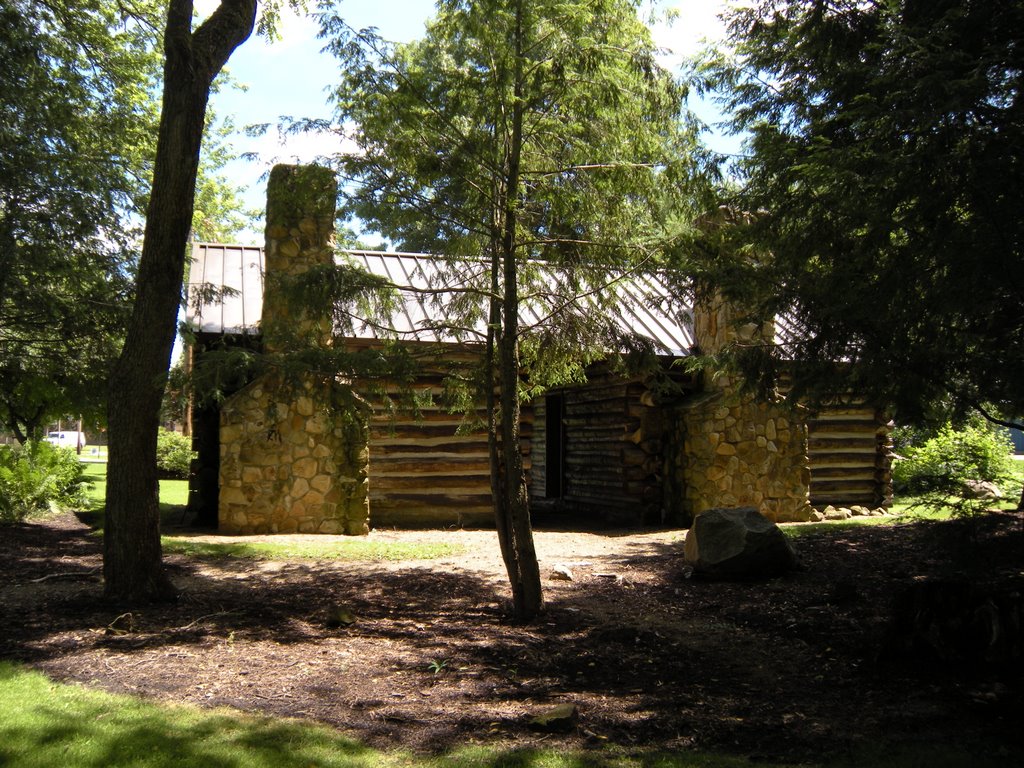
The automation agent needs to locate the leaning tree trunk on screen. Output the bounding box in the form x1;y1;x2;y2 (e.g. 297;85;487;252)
496;324;544;620
487;271;543;622
103;0;257;602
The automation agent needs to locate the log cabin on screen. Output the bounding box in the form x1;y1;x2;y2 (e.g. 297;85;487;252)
183;165;891;535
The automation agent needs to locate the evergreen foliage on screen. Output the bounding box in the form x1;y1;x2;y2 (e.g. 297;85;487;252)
694;0;1024;431
322;0;701;619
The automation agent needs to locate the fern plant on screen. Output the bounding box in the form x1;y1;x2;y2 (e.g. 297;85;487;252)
0;441;87;523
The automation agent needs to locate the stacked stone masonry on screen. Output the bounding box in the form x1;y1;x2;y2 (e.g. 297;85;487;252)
217;164;370;536
676;392;813;523
219;376;369;534
675;289;814;523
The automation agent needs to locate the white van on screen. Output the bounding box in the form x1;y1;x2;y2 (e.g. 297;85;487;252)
45;431;87;450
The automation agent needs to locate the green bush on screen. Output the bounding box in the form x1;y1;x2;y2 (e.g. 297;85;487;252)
156;428;195;479
0;441;88;523
892;420;1015;497
890;423;936;455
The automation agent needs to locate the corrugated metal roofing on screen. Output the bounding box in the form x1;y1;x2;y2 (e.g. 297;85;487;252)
187;244;694;356
187;243;264;335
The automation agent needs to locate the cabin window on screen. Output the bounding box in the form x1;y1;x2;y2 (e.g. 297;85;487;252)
545;394;565;498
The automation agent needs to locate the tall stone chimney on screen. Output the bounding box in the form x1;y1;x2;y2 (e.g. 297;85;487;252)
674;276;812;524
262;164;338;352
217;165;370;536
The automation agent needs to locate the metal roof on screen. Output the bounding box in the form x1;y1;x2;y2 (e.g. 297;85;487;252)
187;244;694;356
187;243;264;335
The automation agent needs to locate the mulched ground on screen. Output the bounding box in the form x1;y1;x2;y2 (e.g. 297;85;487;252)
1;510;1022;764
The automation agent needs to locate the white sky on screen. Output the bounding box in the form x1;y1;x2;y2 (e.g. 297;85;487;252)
195;0;736;243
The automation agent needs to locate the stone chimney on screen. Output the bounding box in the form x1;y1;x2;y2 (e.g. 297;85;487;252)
672;276;812;524
691;287;775;391
217;165;370;536
261;164;338;352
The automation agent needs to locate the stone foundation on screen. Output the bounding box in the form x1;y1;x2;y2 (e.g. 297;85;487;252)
672;288;813;524
675;390;813;523
219;374;369;535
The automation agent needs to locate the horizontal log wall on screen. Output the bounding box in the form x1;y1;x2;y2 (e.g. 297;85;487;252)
806;406;892;508
358;368;532;528
568;379;641;522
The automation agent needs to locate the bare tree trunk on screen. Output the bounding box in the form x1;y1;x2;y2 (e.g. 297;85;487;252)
497;326;543;620
488;246;514;587
103;0;257;602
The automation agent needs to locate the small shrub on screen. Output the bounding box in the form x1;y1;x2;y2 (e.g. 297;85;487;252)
0;441;88;523
156;428;195;479
890;423;936;455
892;420;1015;499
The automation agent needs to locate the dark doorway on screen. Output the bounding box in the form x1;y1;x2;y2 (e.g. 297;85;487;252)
545;394;565;498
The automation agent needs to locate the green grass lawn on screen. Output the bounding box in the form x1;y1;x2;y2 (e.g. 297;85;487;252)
81;462;189;511
890;455;1024;517
160;536;464;561
80;460;106;502
0;662;1010;768
78;462;189;530
77;461;461;561
889;461;1023;520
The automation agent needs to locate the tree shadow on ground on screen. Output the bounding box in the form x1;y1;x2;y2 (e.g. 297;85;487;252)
1;512;1022;763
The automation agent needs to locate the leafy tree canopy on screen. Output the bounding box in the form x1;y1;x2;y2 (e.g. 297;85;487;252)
0;0;253;441
695;0;1023;430
0;0;162;440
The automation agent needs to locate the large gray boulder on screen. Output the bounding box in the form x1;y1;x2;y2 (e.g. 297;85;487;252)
962;479;1003;500
683;507;798;579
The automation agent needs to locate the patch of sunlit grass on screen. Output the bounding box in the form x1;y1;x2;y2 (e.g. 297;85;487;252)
76;461;190;530
161;536;464;562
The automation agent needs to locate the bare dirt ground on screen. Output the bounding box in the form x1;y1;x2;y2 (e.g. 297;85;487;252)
1;511;1022;764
